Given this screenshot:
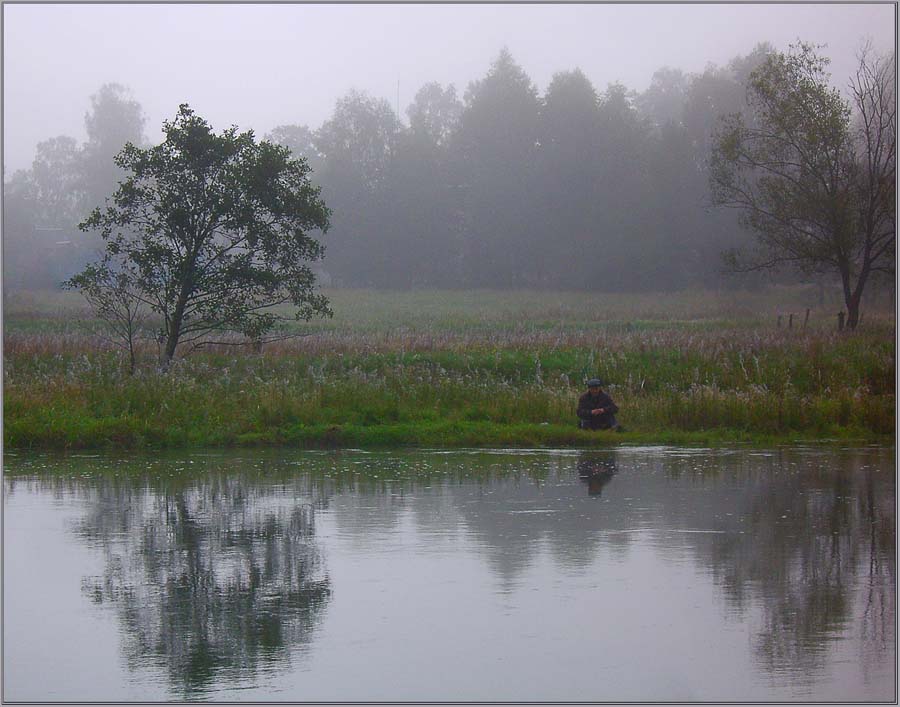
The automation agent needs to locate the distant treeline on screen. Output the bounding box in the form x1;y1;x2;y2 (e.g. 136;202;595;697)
3;45;830;291
4;83;146;291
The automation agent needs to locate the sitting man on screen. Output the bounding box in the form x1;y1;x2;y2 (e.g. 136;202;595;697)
577;378;622;431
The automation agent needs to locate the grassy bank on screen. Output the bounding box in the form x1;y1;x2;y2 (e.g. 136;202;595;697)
4;288;894;450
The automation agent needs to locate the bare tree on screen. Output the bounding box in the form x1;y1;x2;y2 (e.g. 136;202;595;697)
846;43;896;323
66;259;150;375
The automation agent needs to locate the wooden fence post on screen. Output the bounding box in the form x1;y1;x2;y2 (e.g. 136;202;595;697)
803;308;810;329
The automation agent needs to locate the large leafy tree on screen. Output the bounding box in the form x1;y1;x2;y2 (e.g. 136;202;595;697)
29;136;86;226
316;89;400;194
452;48;542;286
3;84;148;292
647;44;772;290
314;90;400;286
710;43;895;328
79;83;147;219
534;69;602;286
385;83;463;288
407;81;463;150
2;137;86;289
591;82;654;289
265;123;323;173
637;67;690;131
68;104;332;364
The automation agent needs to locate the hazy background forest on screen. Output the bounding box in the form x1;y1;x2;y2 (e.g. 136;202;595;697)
4;40;892;297
2;4;895;449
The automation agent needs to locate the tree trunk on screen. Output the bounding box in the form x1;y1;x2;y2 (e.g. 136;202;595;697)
844;260;872;330
164;321;181;364
163;293;189;365
126;313;137;376
838;262;863;331
846;293;861;330
163;262;197;366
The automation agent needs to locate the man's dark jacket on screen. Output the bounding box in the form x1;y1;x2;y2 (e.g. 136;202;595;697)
577;390;619;430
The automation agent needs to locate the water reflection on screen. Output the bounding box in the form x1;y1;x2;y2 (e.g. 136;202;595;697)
606;448;895;686
3;447;894;701
702;455;896;680
576;451;618;496
70;469;331;699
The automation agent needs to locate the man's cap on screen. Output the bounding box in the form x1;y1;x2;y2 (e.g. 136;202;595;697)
587;378;604;387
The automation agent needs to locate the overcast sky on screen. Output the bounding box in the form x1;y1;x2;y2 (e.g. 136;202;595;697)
3;2;895;174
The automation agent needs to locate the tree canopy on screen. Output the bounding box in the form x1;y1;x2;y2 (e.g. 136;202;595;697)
68;104;332;363
3;83;147;290
710;42;895;327
11;44;890;301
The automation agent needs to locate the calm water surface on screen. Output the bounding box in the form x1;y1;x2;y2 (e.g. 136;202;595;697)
3;446;895;702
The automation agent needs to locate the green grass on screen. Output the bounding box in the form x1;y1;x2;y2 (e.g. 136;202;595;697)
4;287;894;450
5;284;895;334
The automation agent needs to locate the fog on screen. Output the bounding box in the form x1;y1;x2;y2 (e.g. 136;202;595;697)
2;3;895;294
3;3;893;173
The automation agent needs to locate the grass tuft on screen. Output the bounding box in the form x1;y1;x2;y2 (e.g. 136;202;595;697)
4;287;894;450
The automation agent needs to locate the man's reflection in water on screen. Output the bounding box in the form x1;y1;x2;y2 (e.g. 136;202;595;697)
576;451;618;496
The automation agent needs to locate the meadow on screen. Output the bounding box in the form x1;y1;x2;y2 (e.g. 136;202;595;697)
3;286;895;449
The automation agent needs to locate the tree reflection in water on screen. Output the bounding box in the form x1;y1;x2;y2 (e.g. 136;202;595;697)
418;447;894;683
649;449;895;681
5;447;893;699
73;472;331;699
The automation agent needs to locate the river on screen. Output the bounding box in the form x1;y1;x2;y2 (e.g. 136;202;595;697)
3;446;895;702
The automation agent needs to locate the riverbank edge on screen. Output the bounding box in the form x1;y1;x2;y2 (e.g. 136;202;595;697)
4;419;893;452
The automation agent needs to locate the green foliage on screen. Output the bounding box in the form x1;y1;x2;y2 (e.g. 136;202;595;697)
710;42;896;328
6;287;893;450
3;83;148;291
407;82;463;148
5;331;893;450
711;44;852;266
80;83;147;209
71;104;332;363
6;44;839;297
